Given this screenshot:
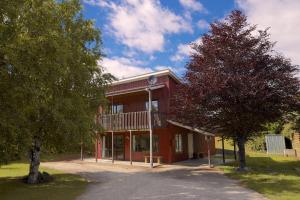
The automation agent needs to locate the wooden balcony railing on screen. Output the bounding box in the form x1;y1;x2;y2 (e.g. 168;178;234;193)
98;111;167;131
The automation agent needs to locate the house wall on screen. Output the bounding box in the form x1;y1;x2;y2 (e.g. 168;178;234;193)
96;124;216;163
108;87;169;114
96;73;216;163
109;76;169;94
106;74;174;114
96;128;173;163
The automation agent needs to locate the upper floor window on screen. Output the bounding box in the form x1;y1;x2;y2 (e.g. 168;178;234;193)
175;134;183;153
111;104;123;114
145;100;159;112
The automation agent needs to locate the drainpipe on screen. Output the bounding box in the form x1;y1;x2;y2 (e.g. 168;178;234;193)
147;88;153;168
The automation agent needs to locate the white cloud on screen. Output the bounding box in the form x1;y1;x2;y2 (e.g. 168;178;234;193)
155;65;185;74
99;57;152;79
236;0;300;65
197;19;209;30
170;38;201;62
179;0;204;12
84;0;109;7
86;0;192;54
170;44;193;62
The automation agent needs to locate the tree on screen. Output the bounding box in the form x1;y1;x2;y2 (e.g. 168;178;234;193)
0;0;112;182
171;10;299;170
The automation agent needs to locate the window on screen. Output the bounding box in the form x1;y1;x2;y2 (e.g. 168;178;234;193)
175;134;183;153
133;134;159;152
111;104;123;114
145;100;159;112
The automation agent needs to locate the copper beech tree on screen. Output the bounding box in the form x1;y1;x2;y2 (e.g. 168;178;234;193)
171;10;299;170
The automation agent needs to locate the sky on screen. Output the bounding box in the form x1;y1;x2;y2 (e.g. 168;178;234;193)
82;0;300;79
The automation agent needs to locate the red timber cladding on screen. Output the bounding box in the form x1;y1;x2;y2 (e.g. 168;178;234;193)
95;73;216;163
166;75;178;113
96;129;174;163
108;75;171;113
123;129;173;163
109;75;169;94
109;88;168;113
95;138;101;159
96;124;216;163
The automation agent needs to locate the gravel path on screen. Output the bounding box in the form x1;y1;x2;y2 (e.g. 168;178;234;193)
42;160;268;200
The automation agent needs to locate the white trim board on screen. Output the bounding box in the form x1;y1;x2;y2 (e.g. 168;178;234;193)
111;69;182;86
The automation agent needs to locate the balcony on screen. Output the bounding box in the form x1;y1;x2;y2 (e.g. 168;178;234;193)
98;111;167;131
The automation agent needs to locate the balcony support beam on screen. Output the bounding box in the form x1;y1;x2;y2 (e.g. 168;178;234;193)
147;88;153;168
112;131;114;164
129;130;132;165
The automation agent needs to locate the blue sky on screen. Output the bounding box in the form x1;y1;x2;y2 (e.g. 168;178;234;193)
82;0;300;79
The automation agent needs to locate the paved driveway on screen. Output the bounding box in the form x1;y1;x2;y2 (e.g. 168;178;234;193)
42;160;267;200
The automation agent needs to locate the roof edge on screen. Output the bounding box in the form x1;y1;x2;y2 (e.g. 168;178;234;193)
167;120;215;136
111;69;181;86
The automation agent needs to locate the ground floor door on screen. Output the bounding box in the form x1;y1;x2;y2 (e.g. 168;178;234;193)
102;134;125;160
188;133;194;159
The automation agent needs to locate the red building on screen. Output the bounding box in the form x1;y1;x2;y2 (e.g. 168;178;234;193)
96;69;215;164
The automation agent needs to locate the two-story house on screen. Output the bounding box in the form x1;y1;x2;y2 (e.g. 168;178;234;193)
95;69;215;164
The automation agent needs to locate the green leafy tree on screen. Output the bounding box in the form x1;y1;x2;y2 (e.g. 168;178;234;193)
0;0;112;182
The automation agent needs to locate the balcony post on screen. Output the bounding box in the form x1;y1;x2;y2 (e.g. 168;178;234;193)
129;130;132;165
112;131;114;163
206;135;212;168
147;88;153;168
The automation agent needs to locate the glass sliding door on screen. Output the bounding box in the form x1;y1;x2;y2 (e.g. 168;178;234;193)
102;134;125;160
114;135;124;160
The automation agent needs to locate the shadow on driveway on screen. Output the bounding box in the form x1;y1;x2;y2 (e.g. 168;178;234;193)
42;160;267;200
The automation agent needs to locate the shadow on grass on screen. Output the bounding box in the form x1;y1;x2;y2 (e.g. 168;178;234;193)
0;173;87;200
225;155;300;174
223;155;300;199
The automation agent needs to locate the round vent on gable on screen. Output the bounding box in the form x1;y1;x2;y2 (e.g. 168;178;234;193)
147;75;157;86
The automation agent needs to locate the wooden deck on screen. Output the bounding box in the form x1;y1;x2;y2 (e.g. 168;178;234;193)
98;111;167;131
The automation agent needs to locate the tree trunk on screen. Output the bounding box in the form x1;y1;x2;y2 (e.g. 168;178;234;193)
233;140;237;161
27;137;41;184
237;136;246;170
222;136;225;164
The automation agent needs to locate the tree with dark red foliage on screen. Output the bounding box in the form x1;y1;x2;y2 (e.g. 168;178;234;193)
171;10;299;170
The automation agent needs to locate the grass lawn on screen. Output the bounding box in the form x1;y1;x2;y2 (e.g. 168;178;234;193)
0;162;88;200
216;137;300;200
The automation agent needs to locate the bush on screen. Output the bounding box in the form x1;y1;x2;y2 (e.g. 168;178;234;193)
247;135;266;152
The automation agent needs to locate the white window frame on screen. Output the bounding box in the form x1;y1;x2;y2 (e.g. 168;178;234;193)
175;134;183;153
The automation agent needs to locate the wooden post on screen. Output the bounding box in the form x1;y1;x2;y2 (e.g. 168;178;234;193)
222;136;225;164
80;142;83;161
112;131;114;163
130;130;132;165
148;88;153;168
95;136;98;163
233;140;237;161
207;136;211;168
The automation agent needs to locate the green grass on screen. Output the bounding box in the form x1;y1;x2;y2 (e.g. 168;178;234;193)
0;162;88;200
215;137;300;199
214;137;237;160
220;151;300;200
215;137;236;150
